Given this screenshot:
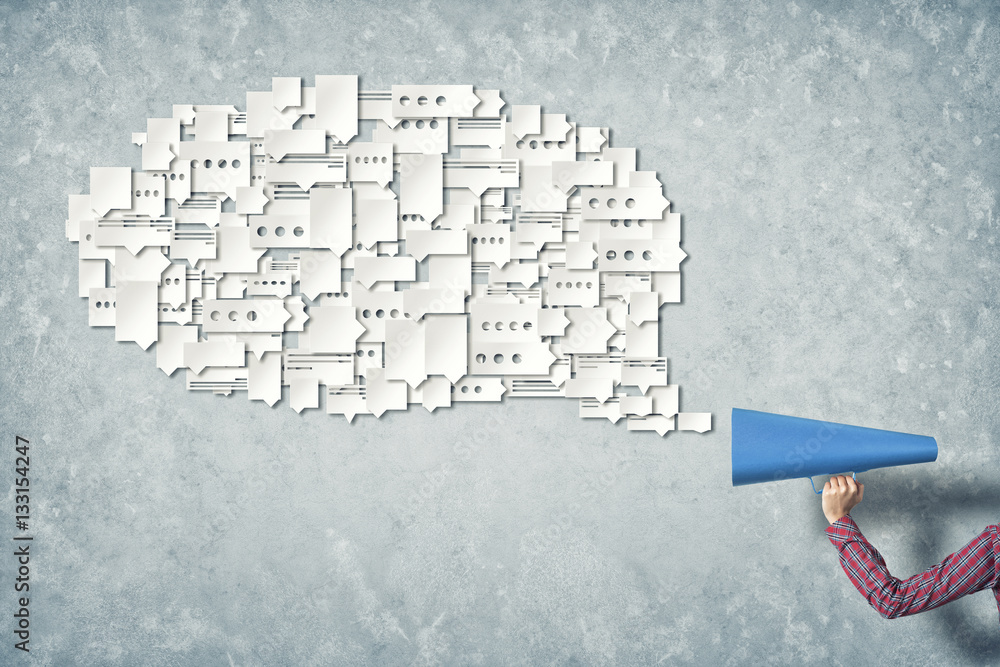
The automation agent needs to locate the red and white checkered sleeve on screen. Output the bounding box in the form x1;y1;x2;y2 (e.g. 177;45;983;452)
826;515;1000;620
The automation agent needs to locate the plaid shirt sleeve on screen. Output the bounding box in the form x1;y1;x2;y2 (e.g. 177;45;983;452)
826;515;1000;620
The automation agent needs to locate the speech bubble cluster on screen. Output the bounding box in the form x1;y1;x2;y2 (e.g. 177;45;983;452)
66;76;710;434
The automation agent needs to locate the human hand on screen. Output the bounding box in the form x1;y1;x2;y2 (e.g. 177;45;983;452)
822;475;864;524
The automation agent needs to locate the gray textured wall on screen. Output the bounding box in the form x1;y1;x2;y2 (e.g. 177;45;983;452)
2;0;1000;664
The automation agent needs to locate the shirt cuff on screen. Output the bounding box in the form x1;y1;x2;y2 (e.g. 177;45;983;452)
825;514;862;545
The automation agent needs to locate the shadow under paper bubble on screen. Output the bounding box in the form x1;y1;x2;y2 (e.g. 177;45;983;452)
852;471;1000;664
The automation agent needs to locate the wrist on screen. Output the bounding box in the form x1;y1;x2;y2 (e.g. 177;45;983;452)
825;511;848;525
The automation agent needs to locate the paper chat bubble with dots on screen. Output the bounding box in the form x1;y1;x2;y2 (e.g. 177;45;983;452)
67;75;710;435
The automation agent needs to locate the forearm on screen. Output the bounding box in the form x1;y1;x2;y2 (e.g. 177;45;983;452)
827;516;908;618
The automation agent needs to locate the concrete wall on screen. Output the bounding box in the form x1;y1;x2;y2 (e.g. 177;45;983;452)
2;0;999;663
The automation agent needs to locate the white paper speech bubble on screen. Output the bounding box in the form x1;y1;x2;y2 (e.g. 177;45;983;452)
65;75;710;434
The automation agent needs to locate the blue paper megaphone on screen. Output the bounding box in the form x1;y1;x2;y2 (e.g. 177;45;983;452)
732;408;938;493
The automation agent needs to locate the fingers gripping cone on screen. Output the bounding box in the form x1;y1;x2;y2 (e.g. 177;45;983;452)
731;408;938;488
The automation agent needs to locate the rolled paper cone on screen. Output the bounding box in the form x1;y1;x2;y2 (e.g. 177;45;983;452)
731;408;938;487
